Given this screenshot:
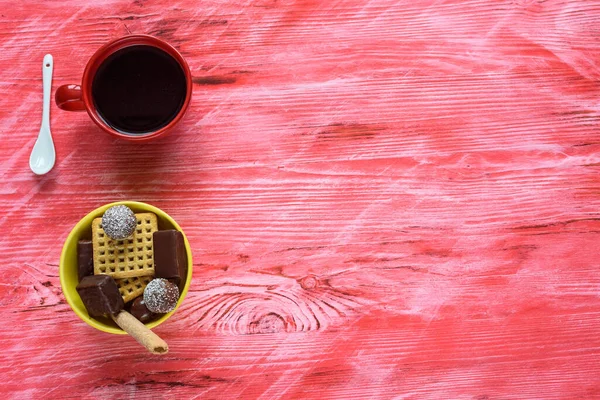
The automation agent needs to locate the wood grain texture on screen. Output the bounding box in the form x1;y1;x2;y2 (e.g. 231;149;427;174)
1;0;600;398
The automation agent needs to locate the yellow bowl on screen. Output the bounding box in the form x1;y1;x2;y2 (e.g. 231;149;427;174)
59;201;193;334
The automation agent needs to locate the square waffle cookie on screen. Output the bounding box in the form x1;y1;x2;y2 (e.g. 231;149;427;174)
92;212;157;279
116;276;152;303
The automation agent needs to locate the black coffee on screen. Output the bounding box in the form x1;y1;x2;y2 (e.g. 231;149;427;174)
92;45;187;134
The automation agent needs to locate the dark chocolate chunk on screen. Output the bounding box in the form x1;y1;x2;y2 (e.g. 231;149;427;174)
76;275;124;317
153;230;187;287
77;240;94;282
129;296;157;323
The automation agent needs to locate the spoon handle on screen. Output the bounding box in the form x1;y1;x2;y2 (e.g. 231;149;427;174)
41;54;53;130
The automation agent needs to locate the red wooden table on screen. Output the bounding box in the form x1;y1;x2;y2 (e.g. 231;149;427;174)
1;0;600;398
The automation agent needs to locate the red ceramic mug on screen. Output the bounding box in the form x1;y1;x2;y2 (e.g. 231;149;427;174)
55;35;192;141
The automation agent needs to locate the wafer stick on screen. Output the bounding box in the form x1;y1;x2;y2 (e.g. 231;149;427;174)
111;311;169;354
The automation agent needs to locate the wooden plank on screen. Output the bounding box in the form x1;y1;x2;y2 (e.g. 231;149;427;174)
1;0;600;398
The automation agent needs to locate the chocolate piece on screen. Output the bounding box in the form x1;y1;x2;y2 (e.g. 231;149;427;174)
143;278;179;313
76;275;124;317
153;230;187;286
129;296;157;323
77;240;94;282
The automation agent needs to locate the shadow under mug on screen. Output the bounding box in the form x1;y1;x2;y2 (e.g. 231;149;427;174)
55;35;192;141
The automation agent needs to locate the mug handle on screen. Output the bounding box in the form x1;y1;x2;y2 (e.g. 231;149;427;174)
55;84;86;111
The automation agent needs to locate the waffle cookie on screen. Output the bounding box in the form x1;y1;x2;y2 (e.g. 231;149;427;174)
116;276;153;303
92;212;158;279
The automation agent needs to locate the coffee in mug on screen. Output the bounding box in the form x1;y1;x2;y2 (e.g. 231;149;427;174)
56;35;192;141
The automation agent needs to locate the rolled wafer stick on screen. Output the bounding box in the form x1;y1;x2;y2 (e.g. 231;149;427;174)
111;311;169;354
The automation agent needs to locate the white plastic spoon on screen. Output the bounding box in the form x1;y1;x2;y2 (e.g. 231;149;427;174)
29;54;55;175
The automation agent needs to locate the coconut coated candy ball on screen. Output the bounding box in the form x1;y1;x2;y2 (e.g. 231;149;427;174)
143;278;180;313
101;205;137;240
